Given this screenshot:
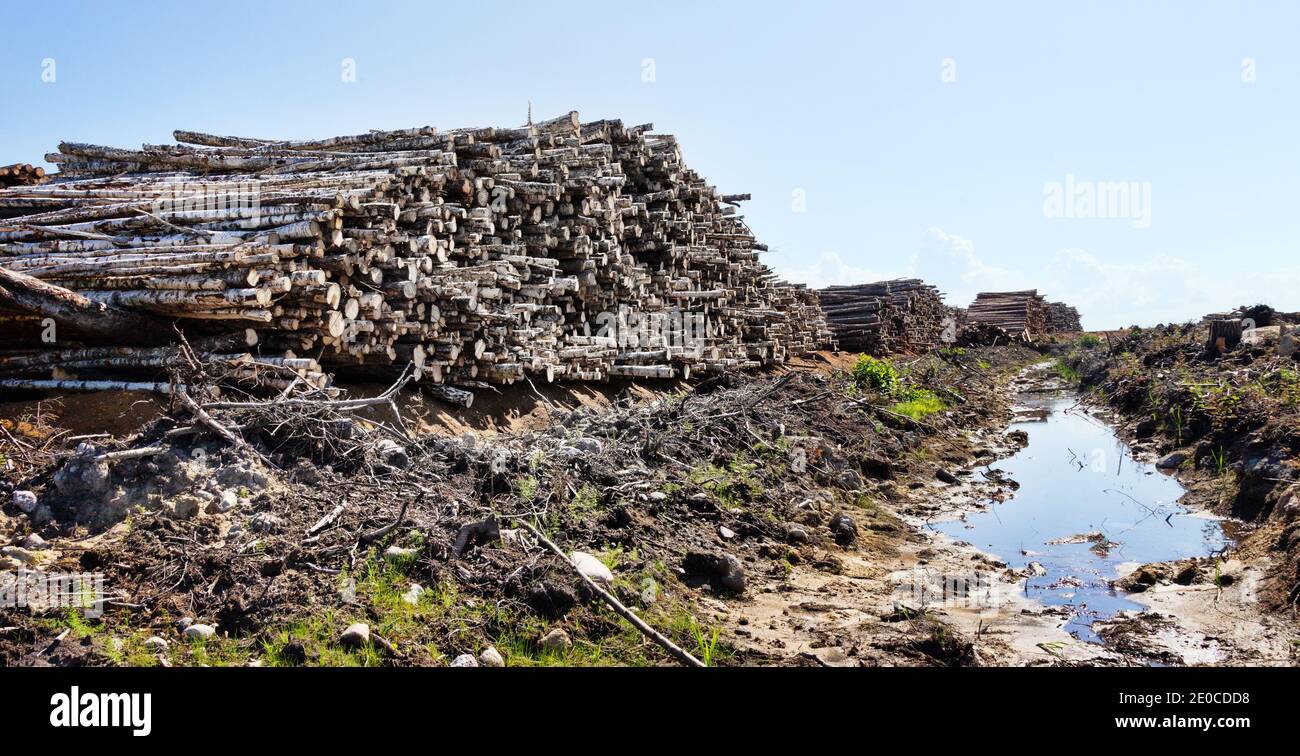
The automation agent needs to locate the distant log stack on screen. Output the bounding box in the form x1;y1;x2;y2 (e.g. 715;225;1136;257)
965;290;1049;341
1045;301;1082;333
818;278;948;354
0;112;834;395
0;164;46;189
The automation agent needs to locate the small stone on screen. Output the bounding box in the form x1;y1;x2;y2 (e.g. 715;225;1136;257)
249;512;282;533
176;616;194;631
718;556;746;593
1157;452;1188;470
143;636;169;652
402;584;425;606
339;622;370;646
11;490;37;513
935;469;960;485
170;495;203;519
1134;419;1158;439
539;628;572;652
479;646;505;667
572;437;603;454
718;525;736;540
450;653;478;667
375;439;409;469
0;546;36;564
829;513;857;546
569;551;613;585
215;490;239;513
1024;562;1048;577
22;533;49;550
183;623;217;641
785;524;810;544
648;491;668;502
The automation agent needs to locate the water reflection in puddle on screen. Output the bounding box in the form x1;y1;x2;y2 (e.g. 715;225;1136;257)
932;396;1232;642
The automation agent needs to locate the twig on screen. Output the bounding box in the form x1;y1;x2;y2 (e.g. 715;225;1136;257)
512;517;705;668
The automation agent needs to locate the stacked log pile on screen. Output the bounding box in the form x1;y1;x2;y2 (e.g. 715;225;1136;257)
0;164;46;189
0;112;833;396
1045;301;1082;333
818;278;947;354
965;290;1048;341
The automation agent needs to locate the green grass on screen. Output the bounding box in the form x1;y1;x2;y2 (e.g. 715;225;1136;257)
689;455;763;510
891;390;946;419
1053;359;1081;383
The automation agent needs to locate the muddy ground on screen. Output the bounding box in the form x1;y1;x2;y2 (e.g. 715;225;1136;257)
1;337;1296;666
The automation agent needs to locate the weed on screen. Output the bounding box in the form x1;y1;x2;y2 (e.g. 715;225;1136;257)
852;354;900;394
891;390;945;419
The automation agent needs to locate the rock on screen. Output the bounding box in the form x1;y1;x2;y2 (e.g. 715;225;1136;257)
539;628;572;652
1007;429;1030;446
718;525;736;540
1156;452;1188;470
838;469;864;490
648;491;668;502
28;506;53;527
1;546;36;565
143;636;168;652
450;653;478;667
569;551;613;585
249;512;282;533
339;623;370;646
183;623;217;641
935;469;960;485
479;646;505;667
402;584;425;606
169;494;203;520
1024;561;1048;577
572;437;603;454
828;513;857;545
1134;419;1158;439
785;524;810;544
53;454;111;498
11;490;37;513
213;490;239;514
176;616;194;631
683;550;745;594
375;439;409;469
21;533;49;549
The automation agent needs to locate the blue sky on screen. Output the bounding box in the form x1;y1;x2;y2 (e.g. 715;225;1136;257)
3;0;1297;329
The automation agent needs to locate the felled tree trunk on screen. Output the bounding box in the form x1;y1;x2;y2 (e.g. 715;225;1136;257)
0;266;171;345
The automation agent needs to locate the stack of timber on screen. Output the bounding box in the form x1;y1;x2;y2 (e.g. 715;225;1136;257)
818;278;947;354
965;290;1049;341
0;112;833;397
0;164;46;189
1045;301;1082;333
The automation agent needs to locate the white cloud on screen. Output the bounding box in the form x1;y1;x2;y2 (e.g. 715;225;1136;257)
772;250;916;289
914;227;1032;307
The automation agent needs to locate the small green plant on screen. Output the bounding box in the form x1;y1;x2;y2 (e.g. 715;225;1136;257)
852;354;900;394
516;475;538;501
689;616;721;667
1169;406;1185;446
1076;334;1101;349
1210;447;1228;475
